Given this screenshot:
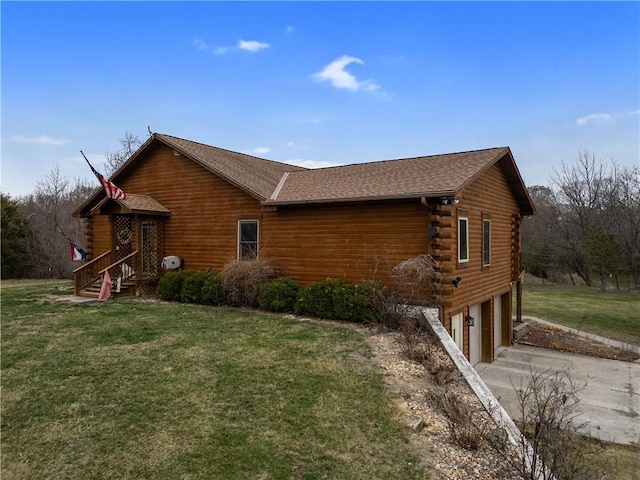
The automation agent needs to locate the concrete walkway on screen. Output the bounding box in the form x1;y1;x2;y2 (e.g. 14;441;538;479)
51;295;99;304
477;341;640;445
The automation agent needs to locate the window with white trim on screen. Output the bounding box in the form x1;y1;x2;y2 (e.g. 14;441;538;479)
482;219;491;266
238;220;259;261
458;217;469;263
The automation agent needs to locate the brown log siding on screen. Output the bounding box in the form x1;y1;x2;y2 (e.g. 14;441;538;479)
441;160;521;356
262;200;430;285
85;145;522;325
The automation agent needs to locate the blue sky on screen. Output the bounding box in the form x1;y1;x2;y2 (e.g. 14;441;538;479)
2;1;639;198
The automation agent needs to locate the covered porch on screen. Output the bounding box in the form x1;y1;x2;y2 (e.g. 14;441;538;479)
74;194;170;298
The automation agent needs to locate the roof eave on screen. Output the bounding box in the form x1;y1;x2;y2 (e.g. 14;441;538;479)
263;190;457;207
155;135;267;202
457;147;536;216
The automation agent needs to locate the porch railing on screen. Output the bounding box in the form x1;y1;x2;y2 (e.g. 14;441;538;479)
73;251;111;295
98;251;140;292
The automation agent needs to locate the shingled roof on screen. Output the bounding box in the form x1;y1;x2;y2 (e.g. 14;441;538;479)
75;134;534;217
155;134;306;200
266;147;509;203
91;194;171;216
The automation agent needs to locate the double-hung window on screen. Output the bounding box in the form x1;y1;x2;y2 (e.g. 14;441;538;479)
238;220;259;261
458;217;469;263
482;218;491;266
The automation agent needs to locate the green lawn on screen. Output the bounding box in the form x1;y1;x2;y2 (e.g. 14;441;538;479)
521;279;640;345
1;281;429;480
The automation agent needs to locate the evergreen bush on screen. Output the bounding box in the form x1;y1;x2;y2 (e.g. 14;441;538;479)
156;270;188;302
333;280;380;323
296;278;380;323
258;277;302;313
295;278;337;319
201;271;226;306
181;271;207;304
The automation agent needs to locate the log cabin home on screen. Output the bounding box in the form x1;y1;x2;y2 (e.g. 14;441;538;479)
73;133;535;364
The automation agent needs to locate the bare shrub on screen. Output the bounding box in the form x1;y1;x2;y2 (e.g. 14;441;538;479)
397;317;458;386
221;257;276;308
371;254;439;327
426;390;491;450
391;254;439;306
492;368;607;480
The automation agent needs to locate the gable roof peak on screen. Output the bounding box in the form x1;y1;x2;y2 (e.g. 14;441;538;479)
153;133;306;200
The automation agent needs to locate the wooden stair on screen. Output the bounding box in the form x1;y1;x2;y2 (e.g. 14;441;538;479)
80;278;137;299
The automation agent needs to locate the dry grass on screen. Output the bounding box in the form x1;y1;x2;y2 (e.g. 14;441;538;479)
1;280;429;480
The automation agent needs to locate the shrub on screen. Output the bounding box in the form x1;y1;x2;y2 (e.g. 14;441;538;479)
201;271;225;306
221;257;276;308
296;278;380;323
157;270;188;302
258;277;302;313
426;390;489;451
181;271;207;304
295;279;337;319
333;280;381;323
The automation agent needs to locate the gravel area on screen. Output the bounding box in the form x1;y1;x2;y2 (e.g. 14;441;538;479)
516;321;640;362
358;325;522;480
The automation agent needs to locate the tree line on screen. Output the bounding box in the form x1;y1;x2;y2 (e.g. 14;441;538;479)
523;151;639;290
2;139;639;291
1;133;141;279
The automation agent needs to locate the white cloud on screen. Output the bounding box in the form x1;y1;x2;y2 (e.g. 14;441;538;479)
286;25;295;34
238;40;270;52
313;55;380;92
10;134;69;145
286;158;337;169
195;38;270;55
576;113;612;126
252;147;270;155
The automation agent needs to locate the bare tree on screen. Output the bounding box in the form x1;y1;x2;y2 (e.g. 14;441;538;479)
18;166;93;278
546;152;639;288
104;131;142;175
550;151;612;286
607;164;640;286
522;186;558;282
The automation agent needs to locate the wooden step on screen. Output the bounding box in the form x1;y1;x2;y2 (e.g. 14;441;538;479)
80;280;136;298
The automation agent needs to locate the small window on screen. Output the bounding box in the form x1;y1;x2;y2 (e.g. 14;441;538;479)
483;219;491;266
238;220;258;261
458;217;469;263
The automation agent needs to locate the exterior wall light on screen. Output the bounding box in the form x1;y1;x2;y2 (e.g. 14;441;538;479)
452;276;462;288
464;315;475;326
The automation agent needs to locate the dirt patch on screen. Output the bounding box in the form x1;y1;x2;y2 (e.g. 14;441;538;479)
516;322;639;362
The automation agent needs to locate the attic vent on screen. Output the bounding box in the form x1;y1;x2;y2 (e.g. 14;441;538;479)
173;150;182;157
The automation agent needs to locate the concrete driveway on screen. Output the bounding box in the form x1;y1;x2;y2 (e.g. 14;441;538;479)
476;344;640;446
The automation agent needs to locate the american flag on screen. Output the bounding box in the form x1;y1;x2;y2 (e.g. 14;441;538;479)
81;151;127;200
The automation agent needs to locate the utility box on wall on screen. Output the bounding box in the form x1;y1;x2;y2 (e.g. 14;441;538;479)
161;256;181;270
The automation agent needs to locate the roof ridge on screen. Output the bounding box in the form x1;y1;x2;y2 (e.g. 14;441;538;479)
155;133;307;170
283;146;509;174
